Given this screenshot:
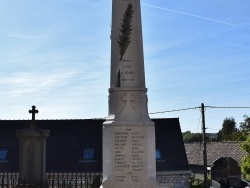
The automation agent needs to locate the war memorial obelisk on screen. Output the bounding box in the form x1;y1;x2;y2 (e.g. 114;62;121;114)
102;0;157;188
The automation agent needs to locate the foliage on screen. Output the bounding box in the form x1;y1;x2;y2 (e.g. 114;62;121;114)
218;130;247;141
117;3;134;61
221;117;237;134
240;115;250;132
189;176;211;188
182;131;217;142
217;117;238;141
230;131;247;141
241;136;250;181
182;131;202;142
183;115;250;142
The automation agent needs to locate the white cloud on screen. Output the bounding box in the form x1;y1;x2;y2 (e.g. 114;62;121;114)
7;32;49;40
0;71;79;97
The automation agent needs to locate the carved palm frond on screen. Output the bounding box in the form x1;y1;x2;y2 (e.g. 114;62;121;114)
117;3;134;61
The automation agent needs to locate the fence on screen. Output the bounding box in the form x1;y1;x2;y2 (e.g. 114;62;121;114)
0;172;102;188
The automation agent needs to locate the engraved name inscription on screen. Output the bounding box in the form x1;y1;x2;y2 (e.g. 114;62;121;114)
113;127;145;183
120;60;136;83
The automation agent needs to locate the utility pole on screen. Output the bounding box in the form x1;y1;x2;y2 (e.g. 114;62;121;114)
201;103;208;188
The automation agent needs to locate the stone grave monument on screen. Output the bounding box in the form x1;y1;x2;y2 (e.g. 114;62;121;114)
211;157;241;188
16;106;50;187
102;0;157;187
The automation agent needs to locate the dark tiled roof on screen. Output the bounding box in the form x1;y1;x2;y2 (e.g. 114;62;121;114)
154;119;189;171
184;142;247;166
0;118;189;172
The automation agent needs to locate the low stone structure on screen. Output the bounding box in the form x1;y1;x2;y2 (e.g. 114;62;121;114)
16;106;49;186
211;157;241;188
185;142;246;179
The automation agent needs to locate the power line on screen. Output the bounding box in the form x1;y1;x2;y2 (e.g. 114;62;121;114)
206;106;250;109
149;107;200;115
149;105;250;115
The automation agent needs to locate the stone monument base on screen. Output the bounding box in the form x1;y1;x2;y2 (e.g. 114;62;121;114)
102;178;157;188
102;179;157;188
102;121;157;188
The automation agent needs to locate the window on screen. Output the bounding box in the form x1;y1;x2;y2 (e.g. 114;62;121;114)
83;149;94;160
0;149;8;161
156;149;162;160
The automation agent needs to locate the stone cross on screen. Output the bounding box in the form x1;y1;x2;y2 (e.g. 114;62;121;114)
122;93;135;104
29;105;39;127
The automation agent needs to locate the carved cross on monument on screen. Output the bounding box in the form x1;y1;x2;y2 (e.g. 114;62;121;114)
121;93;136;114
122;93;135;104
29;105;39;127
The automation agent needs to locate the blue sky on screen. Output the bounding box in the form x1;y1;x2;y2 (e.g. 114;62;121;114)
0;0;250;133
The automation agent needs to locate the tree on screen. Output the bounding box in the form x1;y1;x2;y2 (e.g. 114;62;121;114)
217;117;238;141
182;131;207;142
230;131;247;141
241;136;250;181
240;115;250;132
182;131;193;142
221;117;237;134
